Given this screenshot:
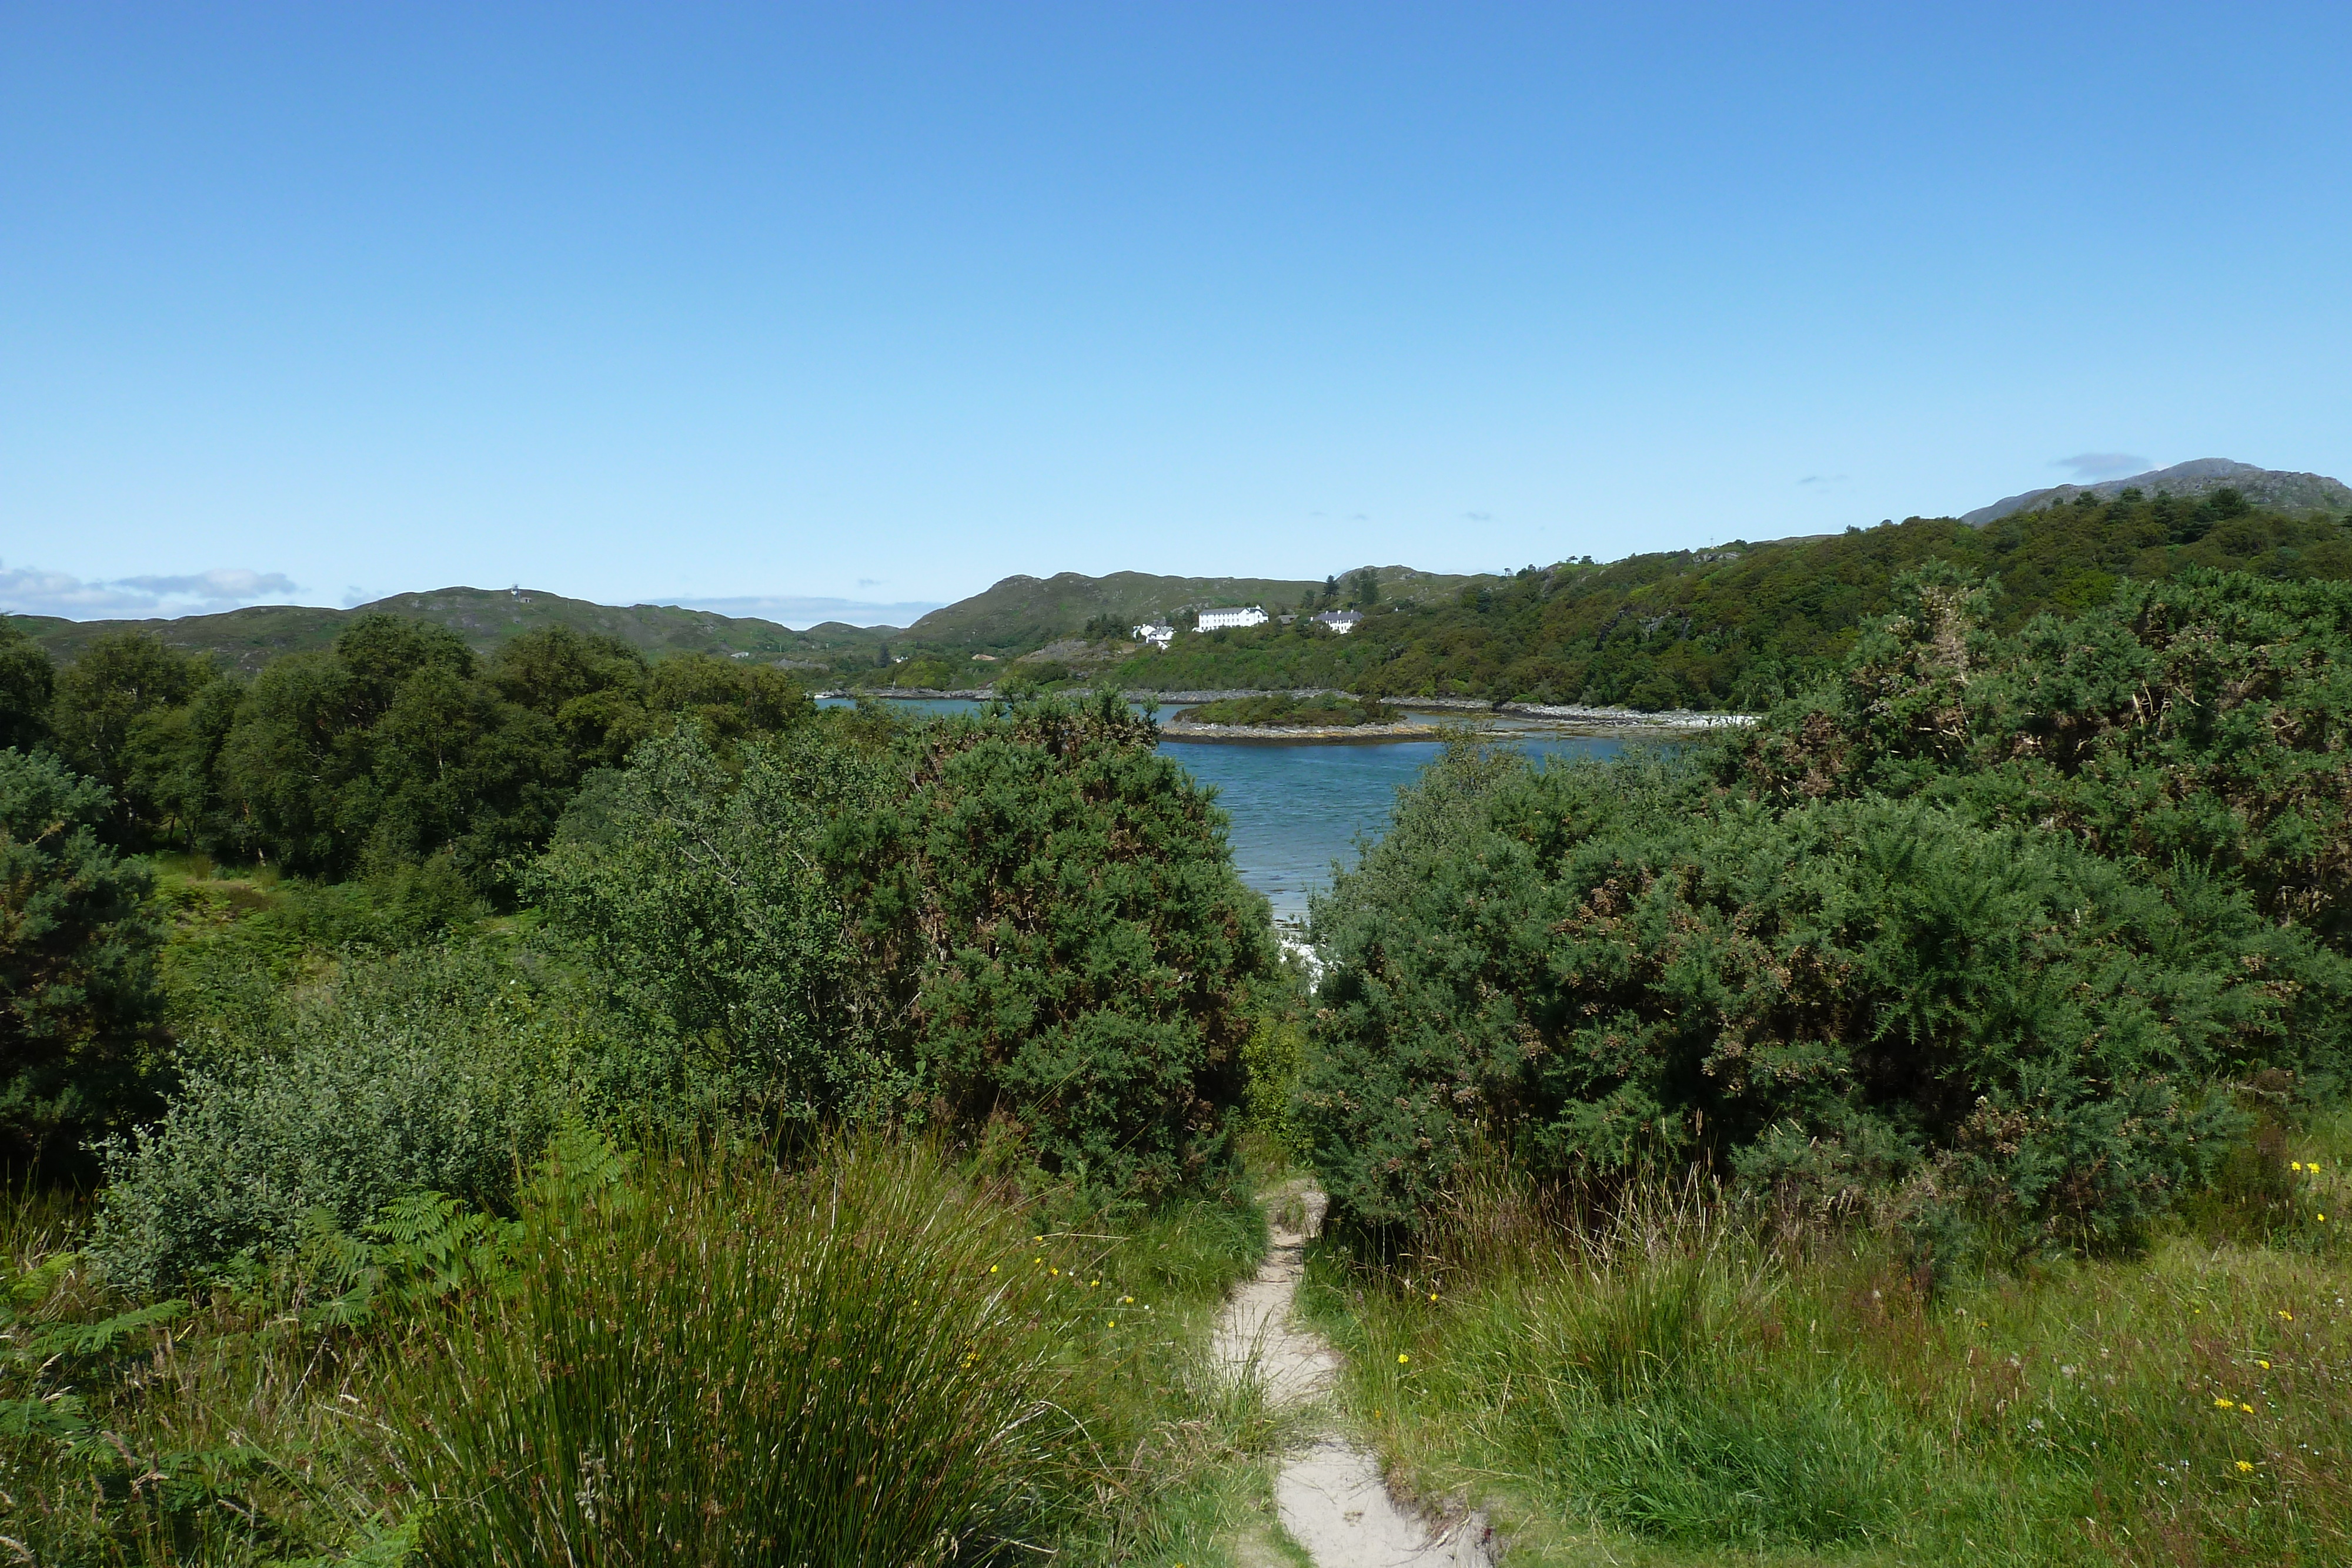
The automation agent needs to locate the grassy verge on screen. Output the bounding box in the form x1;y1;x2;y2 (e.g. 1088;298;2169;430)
2;1137;1287;1566
1298;1116;2351;1567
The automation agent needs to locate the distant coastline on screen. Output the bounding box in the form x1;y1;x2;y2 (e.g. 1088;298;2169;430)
817;687;1758;740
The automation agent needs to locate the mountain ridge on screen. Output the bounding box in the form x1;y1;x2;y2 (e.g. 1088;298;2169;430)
1962;458;2351;526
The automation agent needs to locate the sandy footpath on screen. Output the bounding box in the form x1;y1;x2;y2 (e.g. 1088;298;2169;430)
1214;1182;1495;1567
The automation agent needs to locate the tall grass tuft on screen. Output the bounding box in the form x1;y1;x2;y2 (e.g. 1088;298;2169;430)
1307;1126;2352;1566
402;1136;1093;1567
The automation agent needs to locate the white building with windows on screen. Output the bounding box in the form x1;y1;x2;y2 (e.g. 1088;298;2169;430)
1313;610;1364;634
1132;621;1175;649
1196;606;1269;632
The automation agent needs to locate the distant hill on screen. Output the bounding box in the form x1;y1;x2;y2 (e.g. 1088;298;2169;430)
1104;493;2352;709
902;566;1491;651
1963;459;2352;526
12;586;891;673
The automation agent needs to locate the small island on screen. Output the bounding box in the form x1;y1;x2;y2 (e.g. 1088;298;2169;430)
1181;692;1397;727
1162;691;1429;740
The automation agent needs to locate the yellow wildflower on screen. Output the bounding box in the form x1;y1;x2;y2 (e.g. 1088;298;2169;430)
2241;1403;2254;1413
2291;1161;2304;1172
2258;1359;2270;1369
2237;1460;2254;1473
989;1264;998;1273
2280;1310;2293;1320
2216;1397;2233;1408
1398;1352;1411;1364
1107;1320;1116;1328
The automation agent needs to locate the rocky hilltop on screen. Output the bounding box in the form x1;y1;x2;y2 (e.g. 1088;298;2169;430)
1963;459;2351;526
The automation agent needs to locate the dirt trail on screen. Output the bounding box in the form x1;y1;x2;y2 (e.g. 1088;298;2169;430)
1215;1183;1494;1567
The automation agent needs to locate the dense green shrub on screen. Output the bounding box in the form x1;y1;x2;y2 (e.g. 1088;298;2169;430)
539;693;1277;1199
532;725;893;1126
832;693;1275;1198
1302;569;2352;1250
1;748;167;1180
1728;567;2352;947
404;1139;1091;1567
89;945;587;1291
1303;744;2348;1248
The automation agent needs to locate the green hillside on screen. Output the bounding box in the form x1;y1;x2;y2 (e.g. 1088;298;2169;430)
11;586;889;673
897;565;1487;653
1106;488;2352;710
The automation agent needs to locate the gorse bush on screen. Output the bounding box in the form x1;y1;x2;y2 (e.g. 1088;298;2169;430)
1303;745;2348;1248
404;1138;1092;1567
1302;569;2352;1250
833;691;1275;1198
90;945;589;1291
1729;567;2352;947
540;691;1276;1199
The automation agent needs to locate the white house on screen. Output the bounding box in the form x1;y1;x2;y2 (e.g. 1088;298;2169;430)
1313;610;1363;634
1196;606;1269;633
1132;621;1175;649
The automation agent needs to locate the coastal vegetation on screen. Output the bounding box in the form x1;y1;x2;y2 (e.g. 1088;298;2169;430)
4;549;2350;1564
17;484;2351;719
1113;491;2352;711
4;688;1291;1563
1285;563;2352;1563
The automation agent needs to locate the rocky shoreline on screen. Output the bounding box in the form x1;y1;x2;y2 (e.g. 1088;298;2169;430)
819;686;1755;733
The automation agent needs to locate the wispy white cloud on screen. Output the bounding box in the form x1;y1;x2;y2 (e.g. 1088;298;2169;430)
2057;452;2147;480
0;561;299;619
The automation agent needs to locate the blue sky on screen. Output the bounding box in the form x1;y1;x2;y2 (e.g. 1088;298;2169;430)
5;3;2348;625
